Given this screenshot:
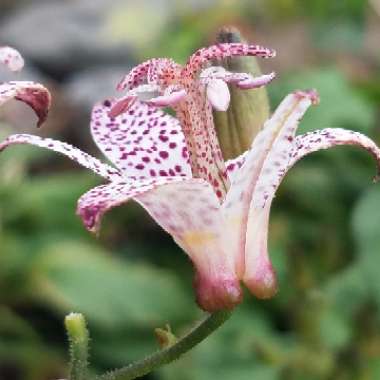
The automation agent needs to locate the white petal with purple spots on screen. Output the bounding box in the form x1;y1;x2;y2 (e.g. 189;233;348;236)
0;134;122;181
91;99;191;180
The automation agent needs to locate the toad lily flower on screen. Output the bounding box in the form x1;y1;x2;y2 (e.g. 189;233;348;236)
1;88;380;312
0;46;50;126
110;43;276;199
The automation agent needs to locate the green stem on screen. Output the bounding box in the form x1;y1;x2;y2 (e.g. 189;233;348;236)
65;313;90;380
95;310;232;380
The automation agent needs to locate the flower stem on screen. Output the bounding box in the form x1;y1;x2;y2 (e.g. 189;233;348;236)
95;310;232;380
65;313;90;380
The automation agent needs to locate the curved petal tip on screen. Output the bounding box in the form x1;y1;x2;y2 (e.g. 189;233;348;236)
76;204;101;234
294;89;320;105
194;270;242;311
244;261;278;300
108;96;137;118
0;81;51;127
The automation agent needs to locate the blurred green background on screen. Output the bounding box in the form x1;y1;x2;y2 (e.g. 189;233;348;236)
1;0;380;379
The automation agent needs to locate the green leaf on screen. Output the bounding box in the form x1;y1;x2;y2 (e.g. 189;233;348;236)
352;185;380;252
32;240;193;328
352;185;380;306
311;21;364;54
159;307;282;380
270;68;375;134
0;307;40;342
323;265;369;316
0;308;65;380
319;307;352;350
2;173;98;235
91;327;158;367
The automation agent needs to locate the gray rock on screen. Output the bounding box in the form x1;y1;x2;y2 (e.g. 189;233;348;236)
0;62;47;83
61;64;133;151
0;0;222;78
63;64;130;110
63;65;131;122
0;0;139;76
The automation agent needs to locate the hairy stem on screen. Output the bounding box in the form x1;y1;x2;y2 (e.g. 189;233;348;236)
95;310;232;380
65;313;90;380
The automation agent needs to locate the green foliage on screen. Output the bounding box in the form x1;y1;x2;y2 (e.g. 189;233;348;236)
34;241;192;327
159;307;280;380
352;185;380;309
269;68;375;135
1;1;380;380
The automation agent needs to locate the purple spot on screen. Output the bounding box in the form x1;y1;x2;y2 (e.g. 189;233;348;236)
159;151;169;159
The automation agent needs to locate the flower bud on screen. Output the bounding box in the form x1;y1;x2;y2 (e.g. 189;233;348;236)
213;26;270;160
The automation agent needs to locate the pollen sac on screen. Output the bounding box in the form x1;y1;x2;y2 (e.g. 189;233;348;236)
213;26;271;160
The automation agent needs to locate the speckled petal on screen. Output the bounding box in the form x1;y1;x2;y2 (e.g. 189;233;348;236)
223;90;318;296
224;151;248;181
0;134;122;181
289;128;380;177
91;99;191;180
137;179;242;311
77;177;242;311
184;43;276;77
0;46;24;72
117;58;180;91
146;58;181;87
0;81;51;126
77;177;179;232
116;59;157;91
108;95;137;118
250;90;320;210
243;91;319;297
243;127;380;298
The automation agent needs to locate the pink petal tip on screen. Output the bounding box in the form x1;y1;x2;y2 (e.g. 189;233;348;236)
194;271;243;311
294;89;320;105
244;261;278;300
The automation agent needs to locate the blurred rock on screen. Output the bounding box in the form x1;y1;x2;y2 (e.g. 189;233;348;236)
61;65;131;151
0;0;224;80
0;0;138;78
0;62;45;83
63;65;130;124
